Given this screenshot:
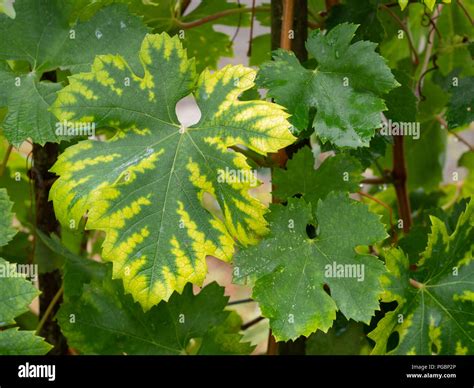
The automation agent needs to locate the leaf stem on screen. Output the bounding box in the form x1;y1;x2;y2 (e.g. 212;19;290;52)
0;144;13;177
457;0;473;25
280;0;295;50
409;278;424;289
228;298;255;306
36;285;64;335
241;316;265;330
174;6;270;29
392;135;412;233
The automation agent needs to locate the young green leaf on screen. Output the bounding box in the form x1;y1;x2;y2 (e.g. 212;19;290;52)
272;147;363;203
234;194;387;341
258;23;398;147
50;33;295;310
58;278;253;355
369;200;474;355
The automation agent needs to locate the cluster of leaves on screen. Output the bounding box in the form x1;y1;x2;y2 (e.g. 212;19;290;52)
0;0;472;355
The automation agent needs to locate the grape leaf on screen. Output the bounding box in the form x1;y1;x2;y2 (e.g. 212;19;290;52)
446;76;474;129
369;200;474;355
36;230;106;301
436;0;473;76
0;190;52;355
257;23;398;147
272;147;363;203
71;0;252;72
179;0;251;71
0;259;38;326
249;34;271;67
306;314;371;355
58;277;253;355
50;33;294;310
0;328;53;355
233;194;387;341
326;0;385;43
0;0;149;145
0;187;15;246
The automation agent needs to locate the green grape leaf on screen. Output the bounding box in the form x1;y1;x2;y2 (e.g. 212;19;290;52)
436;1;473;76
258;23;398;147
405;120;447;192
0;328;53;355
0;189;52;355
326;0;385;43
0;258;38;325
446;76;474;129
58;277;253;355
181;24;233;73
306;314;371;355
272;147;363;203
458;151;474;198
36;230;106;301
234;194;387;341
175;0;252;72
0;65;64;146
249;34;271;67
0;0;149;145
369;200;474;355
50;33;294;310
196;310;255;355
0;187;16;246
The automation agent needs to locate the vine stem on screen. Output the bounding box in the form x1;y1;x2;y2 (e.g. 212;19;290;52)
247;0;257;57
392;135;412;233
436;115;474;151
36;285;64;335
241;316;265;331
0;144;13;177
280;0;295;50
174;6;270;29
416;5;442;98
267;0;297;356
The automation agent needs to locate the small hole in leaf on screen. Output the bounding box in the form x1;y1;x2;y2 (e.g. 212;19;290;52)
306;224;316;239
323;283;331;295
386;331;399;353
431;342;439;355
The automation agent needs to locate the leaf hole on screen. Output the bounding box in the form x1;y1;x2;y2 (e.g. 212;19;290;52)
175;94;201;127
323;283;331;296
386;331;399;353
306;224;316;239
